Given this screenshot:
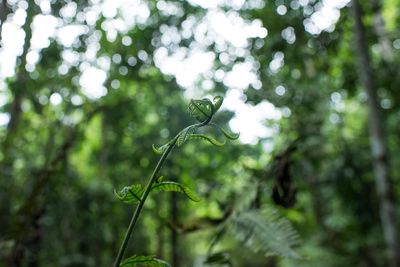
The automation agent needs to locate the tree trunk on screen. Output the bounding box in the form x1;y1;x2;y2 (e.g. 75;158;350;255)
368;0;393;61
5;2;34;137
0;5;35;263
351;1;399;266
1;1;34;169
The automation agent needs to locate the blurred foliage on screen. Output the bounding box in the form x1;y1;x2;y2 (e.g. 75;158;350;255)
0;0;399;266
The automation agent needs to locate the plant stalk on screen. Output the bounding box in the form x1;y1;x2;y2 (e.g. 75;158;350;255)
113;140;176;267
113;112;212;267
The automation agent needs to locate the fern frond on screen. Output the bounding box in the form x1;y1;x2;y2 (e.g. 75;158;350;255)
151;181;201;202
189;134;226;146
120;255;171;267
227;208;300;259
177;125;197;147
114;184;144;205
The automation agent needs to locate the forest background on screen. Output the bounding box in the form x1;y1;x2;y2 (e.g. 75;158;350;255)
1;0;400;266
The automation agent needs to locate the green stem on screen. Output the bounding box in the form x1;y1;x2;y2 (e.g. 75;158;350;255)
113;140;176;267
113;112;212;267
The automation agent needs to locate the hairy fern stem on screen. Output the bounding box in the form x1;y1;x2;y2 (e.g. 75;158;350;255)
113;115;210;267
113;140;176;267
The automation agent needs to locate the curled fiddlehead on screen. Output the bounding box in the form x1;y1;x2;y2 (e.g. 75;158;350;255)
152;96;239;153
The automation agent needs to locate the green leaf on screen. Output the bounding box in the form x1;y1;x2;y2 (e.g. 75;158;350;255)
227;208;301;259
120;255;171;267
189;134;226;146
177;125;197;147
151;181;201;202
152;143;169;155
210;123;240;140
114;184;144;205
156;176;164;183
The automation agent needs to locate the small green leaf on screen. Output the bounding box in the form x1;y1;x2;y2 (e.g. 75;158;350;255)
177;125;197;147
156;176;164;183
151;181;201;202
222;130;240;140
210;123;240;140
114;184;144;205
152;143;169;155
189;134;226;146
120;255;171;267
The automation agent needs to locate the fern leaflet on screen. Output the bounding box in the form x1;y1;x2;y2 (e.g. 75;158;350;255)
177;125;197;147
152;143;169;155
209;123;240;140
114;184;144;205
151;181;201;202
189;134;226;146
